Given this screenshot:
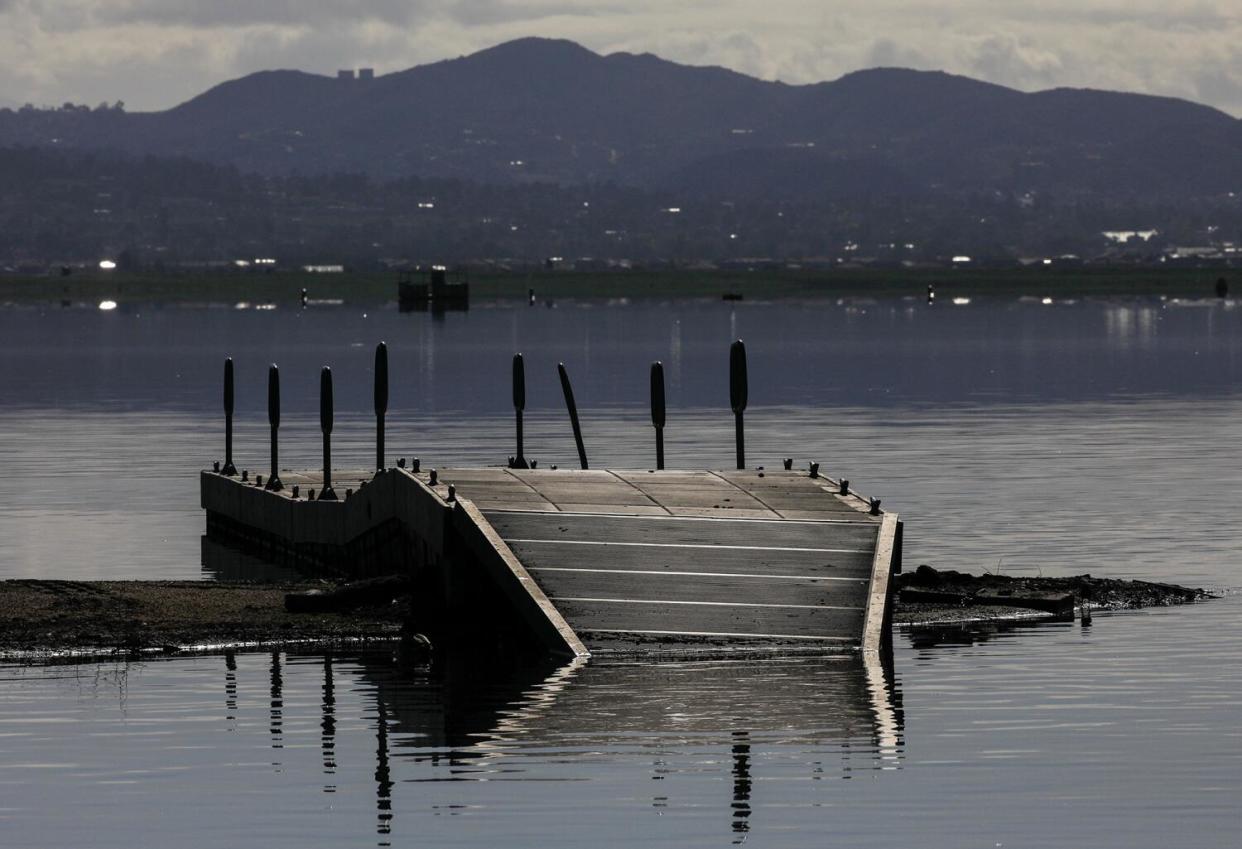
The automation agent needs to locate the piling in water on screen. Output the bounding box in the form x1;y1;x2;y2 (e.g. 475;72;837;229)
650;361;666;470
730;340;747;470
512;353;528;469
319;366;337;500
374;342;388;471
558;363;589;470
265;364;283;491
222;358;237;476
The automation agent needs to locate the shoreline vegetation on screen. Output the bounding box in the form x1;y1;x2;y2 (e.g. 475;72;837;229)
0;266;1236;306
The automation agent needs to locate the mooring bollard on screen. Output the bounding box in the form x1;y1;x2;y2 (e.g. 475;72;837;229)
839;479;850;495
374;341;388;471
512;353;528;468
319;366;337;500
650;361;666;470
809;461;819;479
558;363;589;470
265;364;283;491
783;458;793;470
870;497;882;516
730;340;747;470
222;357;237;476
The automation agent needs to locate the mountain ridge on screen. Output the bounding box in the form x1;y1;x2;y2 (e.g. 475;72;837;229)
0;37;1238;200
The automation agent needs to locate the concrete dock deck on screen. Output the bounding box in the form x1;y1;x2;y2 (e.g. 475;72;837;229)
202;464;899;658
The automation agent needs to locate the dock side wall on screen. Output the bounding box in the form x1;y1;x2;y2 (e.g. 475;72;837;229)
200;470;586;657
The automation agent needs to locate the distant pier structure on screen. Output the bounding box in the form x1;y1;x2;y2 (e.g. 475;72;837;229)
201;342;899;659
397;265;469;312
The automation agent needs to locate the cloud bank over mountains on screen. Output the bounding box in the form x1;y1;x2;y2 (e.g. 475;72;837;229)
1;0;1239;116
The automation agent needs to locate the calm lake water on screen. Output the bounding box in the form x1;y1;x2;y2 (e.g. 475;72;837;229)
1;295;1240;846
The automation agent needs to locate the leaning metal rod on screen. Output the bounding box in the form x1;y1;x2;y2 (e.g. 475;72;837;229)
222;357;237;476
512;352;527;468
730;339;748;470
374;341;388;471
319;366;338;500
650;361;666;470
265;364;283;491
558;362;589;470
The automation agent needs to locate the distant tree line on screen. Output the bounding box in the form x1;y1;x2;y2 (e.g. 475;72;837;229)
0;145;1238;270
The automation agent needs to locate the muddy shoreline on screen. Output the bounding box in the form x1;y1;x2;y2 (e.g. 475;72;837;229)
0;580;409;660
0;571;1215;661
893;565;1213;625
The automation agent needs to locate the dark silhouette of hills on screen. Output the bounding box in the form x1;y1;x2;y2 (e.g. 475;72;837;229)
2;36;1240;201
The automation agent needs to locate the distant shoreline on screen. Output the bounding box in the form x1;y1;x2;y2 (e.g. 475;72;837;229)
0;266;1235;306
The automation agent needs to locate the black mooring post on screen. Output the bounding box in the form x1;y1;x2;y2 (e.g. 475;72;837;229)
265;364;283;491
512;353;528;469
558;362;588;470
730;339;748;470
650;361;666;470
374;342;388;471
319;366;337;500
222;357;237;475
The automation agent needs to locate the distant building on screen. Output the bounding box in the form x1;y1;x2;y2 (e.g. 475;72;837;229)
1167;246;1222;259
337;69;356;81
358;68;375;81
1102;229;1158;243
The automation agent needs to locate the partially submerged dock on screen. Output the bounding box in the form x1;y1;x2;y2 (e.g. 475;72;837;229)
203;465;899;658
201;341;900;659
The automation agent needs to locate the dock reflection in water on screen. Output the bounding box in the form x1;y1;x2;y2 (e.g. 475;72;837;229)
0;649;903;847
356;650;902;842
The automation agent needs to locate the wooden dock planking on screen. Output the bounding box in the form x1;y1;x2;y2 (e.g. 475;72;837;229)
439;468;888;651
526;569;868;607
557;600;862;641
484;511;879;550
505;540;877;578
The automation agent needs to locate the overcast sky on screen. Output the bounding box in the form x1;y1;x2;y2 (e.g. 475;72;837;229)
1;0;1239;116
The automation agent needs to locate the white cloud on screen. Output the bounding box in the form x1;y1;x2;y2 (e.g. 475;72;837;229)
0;0;1239;115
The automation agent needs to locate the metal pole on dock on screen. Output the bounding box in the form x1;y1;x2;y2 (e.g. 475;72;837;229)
319;366;337;500
558;363;589;470
512;353;528;469
374;342;388;471
650;361;665;470
266;364;283;491
730;340;747;470
222;358;237;476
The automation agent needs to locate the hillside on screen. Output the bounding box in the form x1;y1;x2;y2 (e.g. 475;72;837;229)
2;37;1240;200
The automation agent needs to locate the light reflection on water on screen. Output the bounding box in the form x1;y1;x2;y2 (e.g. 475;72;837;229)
1;297;1241;845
